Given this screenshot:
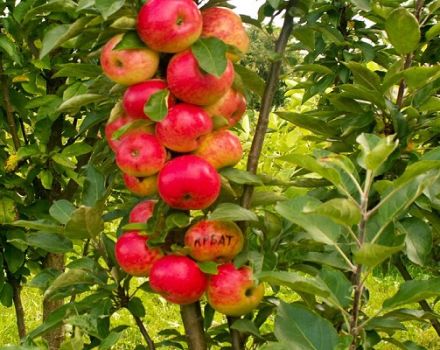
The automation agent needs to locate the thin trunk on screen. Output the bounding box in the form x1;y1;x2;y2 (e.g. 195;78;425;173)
132;314;156;350
180;302;207;350
11;278;26;340
42;253;64;349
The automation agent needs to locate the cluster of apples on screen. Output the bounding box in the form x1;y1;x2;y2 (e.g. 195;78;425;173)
101;0;264;316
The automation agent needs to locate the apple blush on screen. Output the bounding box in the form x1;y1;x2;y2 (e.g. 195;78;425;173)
129;200;156;223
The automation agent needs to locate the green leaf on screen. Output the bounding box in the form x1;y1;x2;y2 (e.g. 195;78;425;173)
356;133;398;173
231;319;262;338
221;168;263;186
197;261;219;275
96;0;125;20
4;245;24;273
54;64;102;78
259;343;289;350
26;232;73;253
82;166;106;208
209;203;258;222
51;153;76;169
0;197;17;224
28;269;61;290
192;37;228;77
383;278;440;309
426;22;440;41
256;271;330;298
399;218;432;266
401;66;440;90
0;283;13;307
274;302;339;350
11;220;64;234
113;31;145;50
313;198;361;226
40;17;90;58
57;94;105;113
234;64;265;97
127;297;146;318
294;64;333;75
66;314;101;339
39;170;54;190
49;200;76;225
144;89;169;122
276;197;346;245
0;36;22;65
344;62;381;91
349;0;371;11
99;330;125;350
385;8;421;54
277;112;339;137
45;269;100;299
62;143;92;157
354;240;405;269
318;267;352;308
64;206;104;240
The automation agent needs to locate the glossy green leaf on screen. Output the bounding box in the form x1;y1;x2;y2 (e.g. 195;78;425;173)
0;197;17;224
209;203;258;222
192;37;228;77
0;283;13;307
39;170;54;190
276;197;346;245
40;17;90;58
99;330;125;350
401;66;440;90
383;278;440;309
144;89;169;122
344;62;381;91
64;206;104;240
82;166;106;208
198;261;219;275
221;168;263;185
49;200;76;225
45;269;100;299
256;271;330;298
26;232;73;253
54;64;102;78
354;240;404;269
62;143;92;157
426;22;440;41
127;297;146;318
231;319;262;338
66;314;101;339
294;64;333;75
4;245;24;273
318;267;352;308
399;218;432;266
11;220;64;234
313;198;361;226
356;133;398;173
274;302;339;350
385;8;420;54
57;94;105;113
51;153;76;169
96;0;125;20
234;64;265;97
0;36;22;65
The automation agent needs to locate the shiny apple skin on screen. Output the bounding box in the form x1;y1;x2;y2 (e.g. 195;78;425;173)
129;200;156;223
207;263;265;316
193;130;243;169
116;132;167;177
201;7;250;62
149;255;208;305
123;79;175;120
137;0;202;53
123;173;158;197
156;104;213;153
204;88;246;128
184;220;244;262
167;50;235;106
158;155;221;210
100;34;160;85
115;231;163;277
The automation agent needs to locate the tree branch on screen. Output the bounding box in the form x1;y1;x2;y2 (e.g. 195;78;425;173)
132;314;156;350
10;276;26;340
0;55;21;151
180;302;207;350
240;1;295;210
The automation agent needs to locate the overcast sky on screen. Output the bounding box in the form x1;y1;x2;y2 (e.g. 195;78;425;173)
229;0;265;17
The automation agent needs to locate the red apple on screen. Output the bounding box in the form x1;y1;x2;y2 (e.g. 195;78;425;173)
158;155;221;210
115;231;163;277
123;173;158;197
156;104;213;153
167;50;235;106
137;0;202;53
149;255;207;305
129;200;156;223
207;263;265;316
193;130;243;169
204;88;246;128
201;7;250;62
100;34;159;85
122;79;175;120
184;220;244;262
116;131;167;177
105;114;154;152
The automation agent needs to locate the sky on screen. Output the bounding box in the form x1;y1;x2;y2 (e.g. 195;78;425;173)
229;0;265;18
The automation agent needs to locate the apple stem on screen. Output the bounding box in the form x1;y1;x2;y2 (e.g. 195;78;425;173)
180;301;207;350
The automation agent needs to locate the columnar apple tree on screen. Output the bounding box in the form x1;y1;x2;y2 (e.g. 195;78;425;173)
1;0;440;349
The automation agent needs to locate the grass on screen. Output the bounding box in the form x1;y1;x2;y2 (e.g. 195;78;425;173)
0;272;439;349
